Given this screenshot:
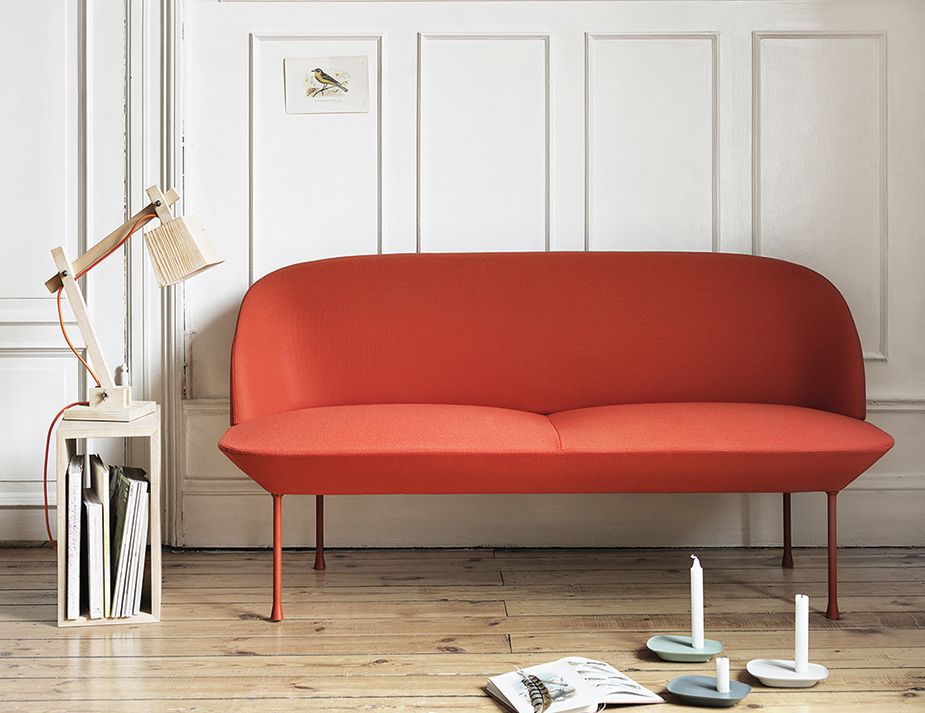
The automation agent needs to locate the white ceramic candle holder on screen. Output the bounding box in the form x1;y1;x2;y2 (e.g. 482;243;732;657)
745;659;828;688
747;593;828;688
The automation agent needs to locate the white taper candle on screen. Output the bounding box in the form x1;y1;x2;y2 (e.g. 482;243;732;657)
795;593;809;674
691;555;704;649
716;656;730;694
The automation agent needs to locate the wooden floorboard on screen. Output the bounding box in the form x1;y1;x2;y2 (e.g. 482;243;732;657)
0;547;922;711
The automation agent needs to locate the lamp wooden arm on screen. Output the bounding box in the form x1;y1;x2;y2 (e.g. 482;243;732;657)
44;188;180;293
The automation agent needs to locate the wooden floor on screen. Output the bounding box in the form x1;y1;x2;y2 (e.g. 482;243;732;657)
0;547;922;711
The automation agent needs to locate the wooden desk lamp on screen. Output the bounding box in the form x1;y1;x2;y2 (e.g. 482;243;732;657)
45;186;222;421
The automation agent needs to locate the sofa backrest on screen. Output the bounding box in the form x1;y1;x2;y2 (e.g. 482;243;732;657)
229;252;866;424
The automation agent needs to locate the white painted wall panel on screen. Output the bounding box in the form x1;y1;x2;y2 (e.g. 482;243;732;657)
0;1;75;325
418;35;549;252
170;0;925;546
0;0;128;533
587;35;716;251
0;2;72;302
755;34;886;358
251;35;381;280
0;355;77;481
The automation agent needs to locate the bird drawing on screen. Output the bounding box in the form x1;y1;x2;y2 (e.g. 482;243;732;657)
311;67;349;94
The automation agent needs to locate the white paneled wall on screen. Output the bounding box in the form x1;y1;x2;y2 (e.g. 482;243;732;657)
0;1;127;540
586;34;717;251
755;33;887;359
174;1;925;546
419;34;550;251
0;0;80;527
251;35;383;276
175;0;925;547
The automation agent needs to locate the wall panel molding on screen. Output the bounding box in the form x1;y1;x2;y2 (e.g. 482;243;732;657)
868;399;925;413
752;31;888;361
0;482;58;508
249;33;384;284
416;33;551;252
0;347;85;506
0;0;80;323
584;33;719;252
0;0;95;537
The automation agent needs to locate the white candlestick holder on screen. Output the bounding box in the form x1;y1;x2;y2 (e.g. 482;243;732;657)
747;593;828;688
745;659;828;689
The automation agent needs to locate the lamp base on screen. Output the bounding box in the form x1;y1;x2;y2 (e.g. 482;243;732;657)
63;400;157;422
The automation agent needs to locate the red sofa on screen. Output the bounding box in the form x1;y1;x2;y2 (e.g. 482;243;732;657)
219;252;894;622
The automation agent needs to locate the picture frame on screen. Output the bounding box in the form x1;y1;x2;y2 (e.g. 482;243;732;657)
284;55;369;114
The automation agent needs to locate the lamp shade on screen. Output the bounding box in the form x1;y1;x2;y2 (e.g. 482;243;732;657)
143;215;223;287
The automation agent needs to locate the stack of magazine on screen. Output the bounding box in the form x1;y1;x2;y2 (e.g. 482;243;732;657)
65;454;149;620
487;657;663;712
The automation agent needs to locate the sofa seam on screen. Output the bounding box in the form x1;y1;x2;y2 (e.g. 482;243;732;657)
219;445;891;458
547;417;564;451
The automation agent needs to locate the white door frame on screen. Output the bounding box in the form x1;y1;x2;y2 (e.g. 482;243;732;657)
128;0;186;545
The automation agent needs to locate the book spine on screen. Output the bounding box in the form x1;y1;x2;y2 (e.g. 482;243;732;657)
132;491;149;615
92;459;112;619
66;459;82;620
123;483;148;616
84;492;103;620
111;479;139;618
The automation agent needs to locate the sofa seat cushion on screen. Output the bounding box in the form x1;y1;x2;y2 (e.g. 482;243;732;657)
547;403;893;493
219;403;562;494
219;402;893;496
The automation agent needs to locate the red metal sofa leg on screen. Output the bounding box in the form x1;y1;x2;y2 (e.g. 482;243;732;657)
271;494;284;622
782;493;794;569
826;491;840;620
313;494;326;571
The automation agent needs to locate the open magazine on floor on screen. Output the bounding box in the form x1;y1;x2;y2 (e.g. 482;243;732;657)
486;657;663;712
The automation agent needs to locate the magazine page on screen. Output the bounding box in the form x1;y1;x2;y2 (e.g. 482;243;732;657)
563;658;663;705
487;660;601;713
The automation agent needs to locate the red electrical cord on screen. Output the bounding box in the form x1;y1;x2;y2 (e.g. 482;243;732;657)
75;213;155;279
57;288;101;388
42;212;156;549
42;402;89;549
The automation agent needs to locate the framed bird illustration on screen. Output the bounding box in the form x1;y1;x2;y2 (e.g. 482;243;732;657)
284;55;369;114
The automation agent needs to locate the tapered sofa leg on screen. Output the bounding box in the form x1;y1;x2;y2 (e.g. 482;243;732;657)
782;493;794;569
271;494;284;622
314;495;326;571
825;491;840;620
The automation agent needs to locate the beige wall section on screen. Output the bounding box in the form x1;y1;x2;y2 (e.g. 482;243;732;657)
172;0;925;547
